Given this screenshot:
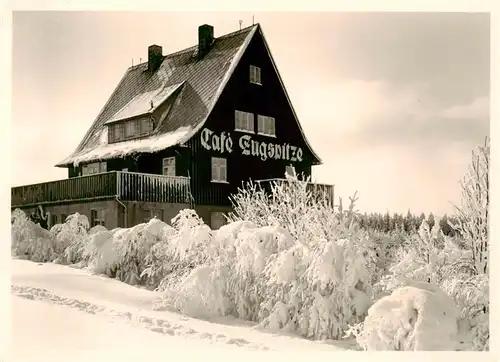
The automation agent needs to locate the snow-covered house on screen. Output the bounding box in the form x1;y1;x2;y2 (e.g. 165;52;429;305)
11;24;332;230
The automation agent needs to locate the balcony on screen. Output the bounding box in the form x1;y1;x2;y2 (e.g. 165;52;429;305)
11;171;192;208
255;178;335;205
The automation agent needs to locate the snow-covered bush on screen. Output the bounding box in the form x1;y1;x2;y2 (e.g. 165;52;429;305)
451;137;489;275
351;282;461;351
143;210;218;292
227;224;296;321
441;274;489;350
256;237;372;340
52;213;90;265
446;138;489;350
11;208;56;262
162;263;232;319
373;218;449;298
89;218;171;285
228;175;340;244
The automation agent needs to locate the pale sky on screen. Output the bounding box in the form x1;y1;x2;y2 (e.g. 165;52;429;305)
10;11;490;215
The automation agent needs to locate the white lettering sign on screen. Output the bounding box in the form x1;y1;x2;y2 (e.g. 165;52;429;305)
201;128;233;154
201;128;303;162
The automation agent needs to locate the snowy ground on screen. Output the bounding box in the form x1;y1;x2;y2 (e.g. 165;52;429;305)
9;259;354;361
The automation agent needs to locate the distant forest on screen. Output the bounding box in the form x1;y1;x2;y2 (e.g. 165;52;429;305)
356;211;457;236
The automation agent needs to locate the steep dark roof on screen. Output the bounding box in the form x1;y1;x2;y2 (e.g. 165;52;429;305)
56;24;322;167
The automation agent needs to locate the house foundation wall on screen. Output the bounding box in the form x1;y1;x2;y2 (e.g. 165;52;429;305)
16;199;119;230
14;200;191;230
119;201;190;228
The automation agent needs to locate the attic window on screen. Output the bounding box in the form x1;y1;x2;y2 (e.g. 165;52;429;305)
250;65;261;85
108;118;153;143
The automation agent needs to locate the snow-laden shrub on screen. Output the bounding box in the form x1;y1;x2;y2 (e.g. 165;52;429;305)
11;208;56;262
143;210;219;292
351;282;461;351
158;223;296;319
227;225;296;321
441;274;489;351
228;175;344;244
256;237;372;340
373;218;449;298
163;263;232;319
228;176;383;283
52;213;90;265
88;218;170;285
451;137;489;275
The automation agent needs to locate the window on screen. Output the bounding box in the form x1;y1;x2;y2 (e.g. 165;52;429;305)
285;165;296;178
141;118;153;134
113;123;125;142
210;212;227;230
82;162;106;176
125;119;138;138
90;209;105;228
109;118;152;143
257;115;276;136
250;65;261;85
50;214;58;227
162;157;176;176
235;110;254;133
211;157;227;182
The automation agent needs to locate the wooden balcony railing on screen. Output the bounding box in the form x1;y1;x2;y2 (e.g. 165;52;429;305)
11;171;192;208
116;171;191;204
255;178;335;205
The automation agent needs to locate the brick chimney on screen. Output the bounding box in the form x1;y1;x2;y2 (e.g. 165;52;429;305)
148;44;163;72
198;24;214;58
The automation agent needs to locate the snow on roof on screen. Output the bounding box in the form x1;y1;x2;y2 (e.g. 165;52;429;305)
104;82;184;125
62;126;194;167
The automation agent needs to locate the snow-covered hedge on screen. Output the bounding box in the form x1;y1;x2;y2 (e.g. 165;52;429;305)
11;208;56;262
52;213;90;265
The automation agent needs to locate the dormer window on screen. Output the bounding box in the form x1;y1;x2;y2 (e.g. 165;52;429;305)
250;65;261;85
108;117;153;143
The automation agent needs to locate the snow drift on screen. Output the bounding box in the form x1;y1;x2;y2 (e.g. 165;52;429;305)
353;282;461;351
